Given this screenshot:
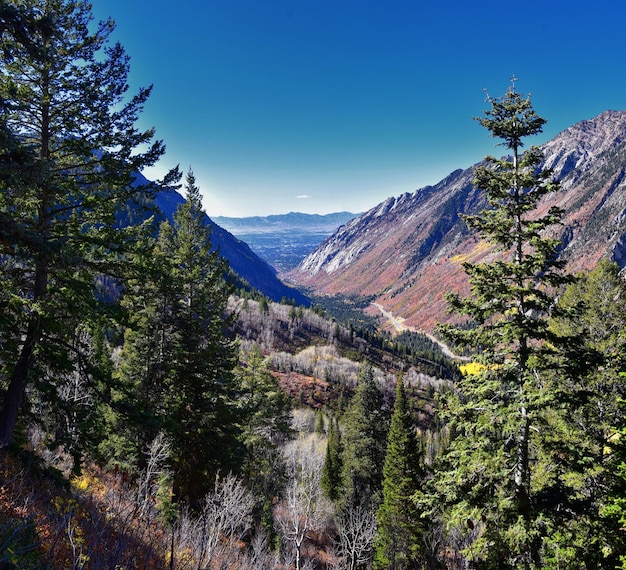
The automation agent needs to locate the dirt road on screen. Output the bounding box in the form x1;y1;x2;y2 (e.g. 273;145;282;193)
371;302;465;361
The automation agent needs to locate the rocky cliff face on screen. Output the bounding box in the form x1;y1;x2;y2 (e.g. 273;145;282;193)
288;110;626;332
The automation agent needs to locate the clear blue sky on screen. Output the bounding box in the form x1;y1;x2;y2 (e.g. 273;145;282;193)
91;0;626;217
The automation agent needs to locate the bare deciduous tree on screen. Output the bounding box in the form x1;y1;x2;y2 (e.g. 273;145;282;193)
176;472;255;569
275;433;332;570
135;431;171;519
334;504;377;570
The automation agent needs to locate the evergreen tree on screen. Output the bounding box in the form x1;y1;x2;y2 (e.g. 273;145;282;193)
236;343;292;524
374;375;425;569
549;260;626;566
116;170;241;503
338;364;388;512
315;410;325;434
604;384;626;569
0;0;178;447
106;227;179;466
161;169;242;502
431;81;590;567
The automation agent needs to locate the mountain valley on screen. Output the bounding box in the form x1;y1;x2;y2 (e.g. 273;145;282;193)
6;2;626;565
213;212;357;272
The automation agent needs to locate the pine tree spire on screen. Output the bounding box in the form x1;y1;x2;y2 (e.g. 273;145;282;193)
374;375;425;569
430;82;589;568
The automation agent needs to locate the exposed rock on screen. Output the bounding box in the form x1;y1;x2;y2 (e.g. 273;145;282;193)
288;110;626;332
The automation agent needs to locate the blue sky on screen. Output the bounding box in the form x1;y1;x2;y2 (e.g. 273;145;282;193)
92;0;626;217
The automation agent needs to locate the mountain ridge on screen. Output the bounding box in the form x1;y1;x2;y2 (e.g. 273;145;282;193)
288;109;626;332
213;211;357;234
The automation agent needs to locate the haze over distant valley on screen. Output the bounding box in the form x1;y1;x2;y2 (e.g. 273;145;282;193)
213;212;357;272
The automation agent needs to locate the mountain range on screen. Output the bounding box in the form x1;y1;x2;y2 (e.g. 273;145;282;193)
213;211;357;234
287;109;626;333
213;212;357;272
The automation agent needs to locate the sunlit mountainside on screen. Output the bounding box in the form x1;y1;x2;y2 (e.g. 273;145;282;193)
288;109;626;332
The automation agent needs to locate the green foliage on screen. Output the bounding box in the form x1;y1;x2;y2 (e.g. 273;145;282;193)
374;375;426;569
258;297;269;313
603;388;626;569
113;170;241;502
236;343;292;521
548;260;626;566
4;5;626;565
338;364;388;512
321;416;343;501
0;0;178;449
311;293;380;333
431;82;591;568
312;294;460;379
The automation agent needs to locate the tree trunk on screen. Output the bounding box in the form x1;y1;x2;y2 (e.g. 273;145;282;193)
0;320;39;446
0;253;48;446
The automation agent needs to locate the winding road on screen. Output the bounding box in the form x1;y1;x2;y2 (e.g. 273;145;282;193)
371;302;466;361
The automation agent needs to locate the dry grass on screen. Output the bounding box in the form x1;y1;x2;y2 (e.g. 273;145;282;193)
0;449;170;569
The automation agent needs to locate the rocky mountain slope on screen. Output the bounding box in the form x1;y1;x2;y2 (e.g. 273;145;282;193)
288;110;626;332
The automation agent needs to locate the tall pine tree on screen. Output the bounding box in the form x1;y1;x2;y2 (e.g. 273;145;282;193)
321;415;343;502
236;343;292;524
431;81;590;568
115;170;241;503
374;375;425;570
338;364;388;513
0;0;178;447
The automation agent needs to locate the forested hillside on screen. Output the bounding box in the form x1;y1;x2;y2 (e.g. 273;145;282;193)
2;2;626;569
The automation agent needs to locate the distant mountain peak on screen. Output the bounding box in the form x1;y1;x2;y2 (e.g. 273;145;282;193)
213;211;358;234
542;109;626;181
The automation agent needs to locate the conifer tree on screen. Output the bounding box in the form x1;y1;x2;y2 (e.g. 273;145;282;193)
431;81;589;567
604;386;626;569
159;169;241;502
0;0;178;447
107;227;180;466
236;344;292;521
374;375;425;569
115;170;241;502
338;364;388;512
549;260;626;566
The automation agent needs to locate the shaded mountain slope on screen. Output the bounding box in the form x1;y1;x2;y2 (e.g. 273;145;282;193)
288;110;626;332
132;175;309;305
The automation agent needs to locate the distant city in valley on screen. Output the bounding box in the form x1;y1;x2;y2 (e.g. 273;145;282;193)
213;211;357;272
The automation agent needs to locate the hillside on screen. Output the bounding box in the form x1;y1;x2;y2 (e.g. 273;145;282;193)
288;110;626;332
230;296;459;409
